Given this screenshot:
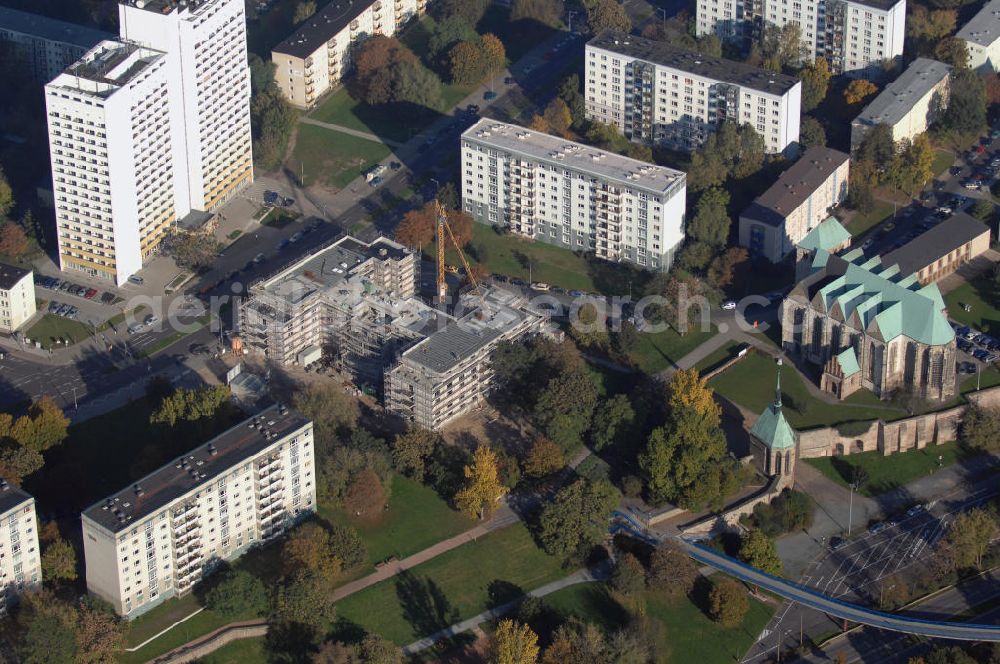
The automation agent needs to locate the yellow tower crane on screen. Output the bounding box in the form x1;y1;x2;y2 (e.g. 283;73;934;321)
435;200;483;303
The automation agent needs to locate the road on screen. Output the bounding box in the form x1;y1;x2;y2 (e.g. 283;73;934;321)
686;542;1000;642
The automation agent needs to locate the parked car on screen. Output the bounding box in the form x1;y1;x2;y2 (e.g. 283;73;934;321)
101;292;115;304
263;190;279;205
484;90;497;100
145;314;159;326
47;301;60;314
127;323;143;335
253;253;265;264
289;232;303;244
128;275;144;285
721;300;737;310
868;522;889;535
530;282;551;291
829;537;848;551
84;288;97;299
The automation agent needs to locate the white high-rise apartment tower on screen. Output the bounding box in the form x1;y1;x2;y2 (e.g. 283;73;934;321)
0;481;42;614
696;0;906;79
118;0;254;213
45;0;253;285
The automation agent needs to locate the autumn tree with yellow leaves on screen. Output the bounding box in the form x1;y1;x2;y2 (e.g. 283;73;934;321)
455;445;507;520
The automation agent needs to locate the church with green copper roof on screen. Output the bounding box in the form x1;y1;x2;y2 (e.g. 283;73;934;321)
781;243;957;402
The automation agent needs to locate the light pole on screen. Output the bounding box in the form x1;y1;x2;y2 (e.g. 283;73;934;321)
657;7;668;25
72;387;78;411
847;480;856;536
566;9;577;32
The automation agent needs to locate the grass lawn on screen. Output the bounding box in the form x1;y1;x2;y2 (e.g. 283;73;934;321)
932;148;956;178
310;88;429;144
804;440;978;497
694;341;745;374
292;124;391;190
845;200;895;237
335;523;564;645
627;325;718;374
320;475;473;567
544;581;774;664
709;351;904;430
944;277;1000;335
448;223;645;294
196;637;268;664
261;208;300;228
24;314;94;349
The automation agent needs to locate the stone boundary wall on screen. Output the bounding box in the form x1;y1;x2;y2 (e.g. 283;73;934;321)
680;474;786;537
152;620;267;663
797;385;1000;459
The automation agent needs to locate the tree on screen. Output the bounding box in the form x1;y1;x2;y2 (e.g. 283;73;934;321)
313;641;362;664
589;394;635;451
708;246;750;289
292;383;359;448
924;647;979;664
557;75;586;128
586;0;631;34
203;568;269;618
250;86;296;171
449;40;486;85
344;468;387;520
395;203;437;247
0;168;12;218
392;428;440;481
799;58;832;111
942;69;987;135
752;23;806;72
40;537;76;583
908;6;957;54
293;0;316;24
352;36;416;105
677;241;715;271
432;0;489;26
0;397;70;453
511;0;565;28
688;187;731;247
393;60;444;109
76;598;127;664
455;445;507;520
610;553;646;595
0;444;43;484
148;385;231;429
532;367;599;450
855;123;895;165
799;116;827;149
961;405;1000;450
889;133;935;197
646;541;699;598
522;437;564;478
709;578;749;627
935;37;969;69
537;479;619;560
947;508;998;569
739;529;783;576
481;34;507;78
0;222;28;258
542;98;573;138
640;369;729;507
328;523;368;569
284;523;343;582
166;231;222;271
271;572;338;642
428;15;479;59
16;591;78;664
359;633;403;663
490;619;540;664
844;79;878;105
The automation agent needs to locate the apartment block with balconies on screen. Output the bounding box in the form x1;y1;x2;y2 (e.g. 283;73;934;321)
271;0;426;109
585;32;801;156
0;263;36;333
460;118;687;272
0;482;41;615
81;404;315;618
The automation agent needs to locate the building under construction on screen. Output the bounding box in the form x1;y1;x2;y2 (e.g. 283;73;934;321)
238;235;551;427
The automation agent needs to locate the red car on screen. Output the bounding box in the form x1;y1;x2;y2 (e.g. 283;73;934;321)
84;288;97;299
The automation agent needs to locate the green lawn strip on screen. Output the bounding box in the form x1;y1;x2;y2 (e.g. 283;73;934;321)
708;352;902;430
932;148;956;178
335;523;564;645
626;325;718;375
309;88;419;144
319;475;473;566
24;314;95;349
543;581;775;664
444;224;601;292
194;637;268;664
943;277;1000;335
293;124;391;190
119;604;256;664
803;440;978;497
846;200;895;237
694;341;744;374
260;208;300;228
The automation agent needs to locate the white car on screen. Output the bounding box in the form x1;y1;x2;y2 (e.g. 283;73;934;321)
530;282;550;291
721;300;737;310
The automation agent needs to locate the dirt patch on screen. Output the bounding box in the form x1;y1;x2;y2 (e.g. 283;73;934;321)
440;407;536;456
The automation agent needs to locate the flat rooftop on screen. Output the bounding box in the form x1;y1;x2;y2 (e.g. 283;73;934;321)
0;262;31;291
254;235;411;305
52;39;164;98
0;6;111;48
0;480;33;517
853;58;952;128
462;119;685;196
848;0;905;11
958;0;1000;47
273;0;375;59
742;147;849;226
120;0;214;15
82;404;311;533
881;212;990;276
587;31;799;97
